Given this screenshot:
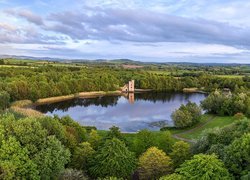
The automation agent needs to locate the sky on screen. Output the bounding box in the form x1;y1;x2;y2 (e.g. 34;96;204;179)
0;0;250;63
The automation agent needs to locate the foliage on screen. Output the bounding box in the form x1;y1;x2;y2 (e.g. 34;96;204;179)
69;142;95;170
176;154;231;180
58;115;87;143
58;169;88;180
159;173;184;180
0;114;71;179
39;116;68;146
201;91;250;116
89;138;136;178
170;141;191;168
223;133;250;177
0;91;10;111
1;64;248;102
0;136;39;179
171;102;202;128
34;136;70;179
155;131;174;154
97;177;123;180
131;129;175;156
138;147;173;180
192;119;250;155
132;129;155;156
105;126;124;141
87;129;101;150
233;112;245;120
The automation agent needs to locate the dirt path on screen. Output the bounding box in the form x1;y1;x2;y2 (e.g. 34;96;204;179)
172;115;216;143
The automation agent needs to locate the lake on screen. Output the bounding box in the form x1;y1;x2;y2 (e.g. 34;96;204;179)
35;92;206;132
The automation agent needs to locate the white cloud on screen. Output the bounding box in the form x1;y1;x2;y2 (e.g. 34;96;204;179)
0;0;250;63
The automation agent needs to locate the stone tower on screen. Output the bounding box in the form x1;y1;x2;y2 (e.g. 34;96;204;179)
121;80;135;92
128;80;135;92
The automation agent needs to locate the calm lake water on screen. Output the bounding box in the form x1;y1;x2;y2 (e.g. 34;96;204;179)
35;92;206;132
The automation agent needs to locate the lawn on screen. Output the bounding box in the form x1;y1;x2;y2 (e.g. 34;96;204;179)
178;115;236;140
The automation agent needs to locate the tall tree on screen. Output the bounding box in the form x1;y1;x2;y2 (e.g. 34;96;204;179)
89;138;136;178
223;133;250;177
170;141;191;168
69;142;95;170
0;137;39;179
138;147;173;180
132;129;155;156
176;154;231;180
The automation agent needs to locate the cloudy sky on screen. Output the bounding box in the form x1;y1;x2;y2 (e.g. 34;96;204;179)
0;0;250;63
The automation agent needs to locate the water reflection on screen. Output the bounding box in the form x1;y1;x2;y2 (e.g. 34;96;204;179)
35;92;206;132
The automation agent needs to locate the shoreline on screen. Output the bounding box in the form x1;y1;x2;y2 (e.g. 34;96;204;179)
10;90;123;117
10;89;204;117
183;88;208;94
35;90;123;105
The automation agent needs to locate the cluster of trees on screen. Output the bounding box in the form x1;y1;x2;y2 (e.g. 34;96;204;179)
1;111;248;179
192;118;250;179
201;90;250;116
171;102;202;128
0;66;249;102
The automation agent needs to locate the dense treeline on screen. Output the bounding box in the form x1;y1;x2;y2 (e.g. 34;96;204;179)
0;112;248;179
0;66;249;102
201;90;250;116
192;119;250;179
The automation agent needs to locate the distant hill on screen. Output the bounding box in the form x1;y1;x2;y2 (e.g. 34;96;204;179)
0;54;250;66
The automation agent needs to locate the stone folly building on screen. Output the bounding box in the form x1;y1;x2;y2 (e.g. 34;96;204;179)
122;80;135;104
122;80;135;92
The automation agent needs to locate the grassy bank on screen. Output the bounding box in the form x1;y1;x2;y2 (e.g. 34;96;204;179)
10;100;43;117
172;115;236;140
10;90;123;117
36;90;122;105
98;114;237;143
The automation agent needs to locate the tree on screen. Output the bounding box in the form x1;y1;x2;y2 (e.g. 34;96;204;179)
138;147;173;180
160;173;184;180
0;91;10;110
88;129;101;150
105;126;124;141
89;138;136;178
155;131;174;154
33;136;70;179
0;59;4;65
201;90;227;115
233;112;245;120
171;109;193;128
176;154;231;180
0;114;71;179
223;133;250;177
70;142;95;170
39;116;68;146
11;117;47;155
98;177;124;180
171;102;202;128
59;169;88;180
170;141;191;168
184;102;202;124
0;136;39;179
59;116;87;143
132;129;155;156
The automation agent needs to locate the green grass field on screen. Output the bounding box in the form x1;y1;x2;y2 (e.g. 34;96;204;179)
178;115;236;140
